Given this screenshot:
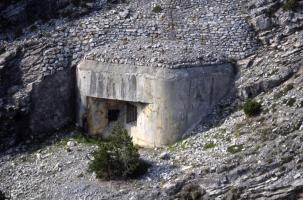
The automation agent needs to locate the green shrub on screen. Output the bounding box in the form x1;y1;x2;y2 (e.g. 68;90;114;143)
243;99;262;117
260;128;272;142
203;142;216;150
274;83;295;99
286;97;296;107
152;5;163;13
284;84;294;92
88;126;149;180
227;144;243;154
283;0;299;11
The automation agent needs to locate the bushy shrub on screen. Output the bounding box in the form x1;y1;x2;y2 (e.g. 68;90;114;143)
88;126;149;180
243;99;262;117
227;144;243;154
283;0;299;11
152;5;163;13
203;142;216;150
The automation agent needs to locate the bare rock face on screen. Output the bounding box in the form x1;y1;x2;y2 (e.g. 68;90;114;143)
0;45;76;150
246;0;303;46
234;0;303;101
252;14;273;31
29;67;75;134
0;47;27;151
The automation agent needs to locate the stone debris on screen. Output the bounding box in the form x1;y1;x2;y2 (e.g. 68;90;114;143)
0;0;303;199
159;152;170;160
1;65;302;198
66;141;77;147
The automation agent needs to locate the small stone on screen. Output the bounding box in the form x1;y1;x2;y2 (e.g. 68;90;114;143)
86;3;94;8
219;176;229;185
36;153;42;160
54;163;62;172
253;15;272;31
294;173;301;179
181;165;193;171
66;147;72;152
160;152;170;160
210;166;216;173
67;141;76;147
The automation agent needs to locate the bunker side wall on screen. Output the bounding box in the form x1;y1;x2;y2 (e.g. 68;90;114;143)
139;65;235;146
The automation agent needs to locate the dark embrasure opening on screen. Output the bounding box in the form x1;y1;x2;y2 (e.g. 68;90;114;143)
108;109;120;122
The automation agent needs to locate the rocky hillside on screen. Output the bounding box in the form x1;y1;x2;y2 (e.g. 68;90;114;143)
0;0;258;151
0;0;106;40
0;0;303;199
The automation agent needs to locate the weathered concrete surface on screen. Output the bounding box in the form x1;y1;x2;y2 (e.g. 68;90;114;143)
77;60;236;147
86;97;109;136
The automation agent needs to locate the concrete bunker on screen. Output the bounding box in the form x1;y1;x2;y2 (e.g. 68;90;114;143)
77;60;235;147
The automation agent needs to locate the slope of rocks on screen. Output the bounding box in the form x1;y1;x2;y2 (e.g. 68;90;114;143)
0;64;302;199
0;0;303;199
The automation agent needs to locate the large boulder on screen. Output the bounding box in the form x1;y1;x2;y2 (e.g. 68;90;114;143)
253;14;272;31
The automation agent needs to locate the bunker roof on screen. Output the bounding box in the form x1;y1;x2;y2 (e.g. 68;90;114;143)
84;37;229;69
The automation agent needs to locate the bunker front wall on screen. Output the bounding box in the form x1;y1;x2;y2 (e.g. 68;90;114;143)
76;60;235;147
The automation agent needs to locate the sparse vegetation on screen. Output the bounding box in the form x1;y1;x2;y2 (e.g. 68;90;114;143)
212;129;232;142
88;126;149;180
274;91;285;100
243;99;262;117
227;144;243;154
168;140;188;152
260;128;272;142
271;103;277;112
152;5;163;13
203;141;216;150
233;123;247;138
284;83;294;92
69;133;100;145
273;84;294;100
281;155;293;164
57;132;100;147
283;0;299;11
286;97;296;107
